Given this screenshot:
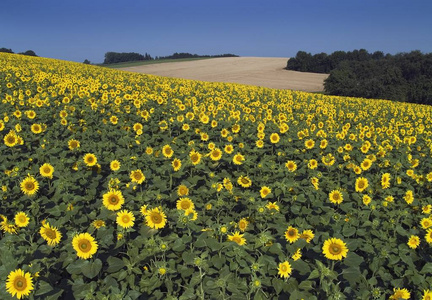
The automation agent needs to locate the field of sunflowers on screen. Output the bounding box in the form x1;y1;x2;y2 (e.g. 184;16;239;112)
1;52;432;299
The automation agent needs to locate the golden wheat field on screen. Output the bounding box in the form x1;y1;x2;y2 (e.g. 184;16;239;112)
1;52;432;300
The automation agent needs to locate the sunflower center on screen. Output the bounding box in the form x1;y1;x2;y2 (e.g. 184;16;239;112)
14;277;26;290
241;178;249;184
134;173;142;180
181;201;190;210
7;136;16;143
43;167;51;174
122;216;130;223
25;182;35;190
288;230;296;237
333;193;340;200
45;228;57;239
87;157;94;163
281;265;287;272
110;196;119;204
151;213;161;224
191;154;198;162
330;245;341;254
232;236;241;244
19;216;26;223
79;240;91;252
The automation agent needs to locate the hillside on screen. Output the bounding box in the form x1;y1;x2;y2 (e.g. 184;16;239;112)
118;57;329;92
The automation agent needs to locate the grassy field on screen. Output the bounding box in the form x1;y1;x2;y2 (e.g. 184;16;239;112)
100;57;213;69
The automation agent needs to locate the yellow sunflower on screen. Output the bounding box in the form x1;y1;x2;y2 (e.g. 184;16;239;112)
277;261;292;279
305;139;315;149
162;144;174;158
172;158;182;171
425;228;432;244
300;230;315;243
184;208;198;221
266;201;280;211
420;218;432;229
72;233;98;259
176;197;195;211
68;139;80;150
224;144;234;154
6;268;34;299
39;163;54;179
381;173;391;189
210;148;222;161
285;226;299;243
329;190;343;204
322;237;349;260
110;160;121;171
30;123;43;134
285;160;297;172
270;133;280;144
92;219;105;229
355;177;368;193
227;231;246;245
422;290;432;300
130;169;145;184
20;175;39;196
237;175;252;188
233;153;245;165
116;210;135;229
4;130;18;147
238;218;249;232
389;288;410;300
174;184;189;197
360;158;372;171
14;212;30;228
83;153;97;167
40;222;62;246
102;189;125;211
189;150;202;165
407;235;420;249
260;186;271;198
145;207;167;229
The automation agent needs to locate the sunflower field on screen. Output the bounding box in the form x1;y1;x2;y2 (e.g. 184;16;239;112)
1;52;432;300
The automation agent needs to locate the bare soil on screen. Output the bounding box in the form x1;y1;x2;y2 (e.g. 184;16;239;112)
119;57;329;92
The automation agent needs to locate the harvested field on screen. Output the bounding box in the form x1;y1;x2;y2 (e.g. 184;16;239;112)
118;57;329;92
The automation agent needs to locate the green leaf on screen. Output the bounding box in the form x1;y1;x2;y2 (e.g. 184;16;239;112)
82;258;102;279
342;225;356;237
291;260;311;276
307;269;320;280
107;256;125;273
272;278;284;294
172;238;186;252
342;266;361;285
206;238;221;251
66;259;89;275
343;252;364;267
421;263;432;274
298;280;314;291
35;280;53;296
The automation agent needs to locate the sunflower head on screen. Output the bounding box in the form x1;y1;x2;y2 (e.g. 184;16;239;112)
322;237;348;260
145;207;167;229
6;268;34;299
20;175;39;196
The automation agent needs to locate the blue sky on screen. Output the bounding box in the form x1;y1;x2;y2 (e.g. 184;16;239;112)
1;0;432;63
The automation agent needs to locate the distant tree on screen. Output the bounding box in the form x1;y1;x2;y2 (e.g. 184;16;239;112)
83;59;91;64
20;50;37;56
0;48;14;53
103;52;153;64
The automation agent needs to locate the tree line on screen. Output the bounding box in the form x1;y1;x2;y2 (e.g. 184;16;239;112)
0;47;37;56
155;52;238;60
286;49;432;105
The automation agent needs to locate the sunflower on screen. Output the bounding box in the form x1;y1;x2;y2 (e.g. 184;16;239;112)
40;222;62;246
172;158;182;171
83;153;97;167
266;201;280;211
320;139;328;149
176;197;195;211
360;158;372;171
227;231;246;245
30;123;42;134
300;230;315;243
425;228;432;244
389;288;410;300
285;226;299;243
20;175;39;196
177;184;189;196
285;160;297;172
102;189;125;211
329;190;343;204
355;177;368;192
322;153;335;166
421;218;432;229
39;163;54;179
210;148;222;161
311;177;319;190
260;186;271;198
237;175;252;188
362;195;372;205
6;268;34;299
145;207;167;229
407;235;420;249
68;139;80;150
4;130;18;147
404;190;414;204
72;233;98;259
238;218;249;232
422;290;432;300
270;133;280;144
381;173;391;189
189;150;202;165
130;169;145;184
184;208;198;221
292;249;302;261
322;237;348;260
256;140;264;148
305;139;315;149
277;261;292;279
162;145;174;158
224;144;234;154
92;219;105;229
232;153;245;165
116;210;135;229
110;160;121;171
14;212;29;228
140;204;148;216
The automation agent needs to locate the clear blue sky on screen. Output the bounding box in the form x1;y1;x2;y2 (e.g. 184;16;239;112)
1;0;432;63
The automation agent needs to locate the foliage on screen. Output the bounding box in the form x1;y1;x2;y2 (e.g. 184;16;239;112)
1;52;432;299
156;53;238;60
103;52;153;64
